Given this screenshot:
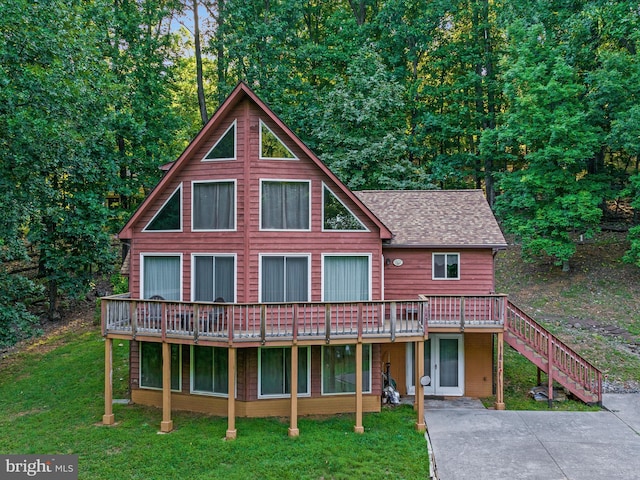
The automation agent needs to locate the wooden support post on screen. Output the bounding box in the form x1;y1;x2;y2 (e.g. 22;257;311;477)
288;344;299;437
494;332;505;410
160;342;173;432
102;337;115;425
415;340;426;431
547;335;554;409
354;342;364;434
226;347;237;440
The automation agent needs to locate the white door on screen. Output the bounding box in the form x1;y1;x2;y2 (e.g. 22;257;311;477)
406;334;464;396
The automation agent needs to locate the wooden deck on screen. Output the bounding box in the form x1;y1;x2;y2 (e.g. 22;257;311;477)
101;294;507;346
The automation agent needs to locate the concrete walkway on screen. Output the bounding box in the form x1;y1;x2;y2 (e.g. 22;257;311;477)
424;394;640;480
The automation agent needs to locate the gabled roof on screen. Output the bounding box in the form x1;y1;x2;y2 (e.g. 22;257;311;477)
119;82;392;240
355;190;507;248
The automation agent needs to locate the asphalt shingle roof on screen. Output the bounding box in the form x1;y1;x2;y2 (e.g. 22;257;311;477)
355;189;507;248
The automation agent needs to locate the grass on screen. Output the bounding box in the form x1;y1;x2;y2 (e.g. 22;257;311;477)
0;323;429;480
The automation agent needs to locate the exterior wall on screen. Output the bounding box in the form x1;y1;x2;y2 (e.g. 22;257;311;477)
382;248;497;298
127;99;384;304
464;333;494;397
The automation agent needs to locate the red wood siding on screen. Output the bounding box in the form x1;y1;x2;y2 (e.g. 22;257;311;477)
382;248;496;299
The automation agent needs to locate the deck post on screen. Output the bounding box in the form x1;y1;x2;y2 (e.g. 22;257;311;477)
354;342;364;434
494;332;505;410
547;335;554;408
226;347;237;440
160;342;173;432
102;337;115;425
288;344;299;437
415;340;426;431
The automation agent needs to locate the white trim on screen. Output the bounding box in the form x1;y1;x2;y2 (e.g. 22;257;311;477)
259;179;311;232
432;252;461;280
139;342;182;392
140;253;183;301
258;253;311;303
191;179;237;232
321;183;369;232
203;119;237;161
321;344;372;396
190;253;237;303
259;119;298;160
257;346;311;399
142;183;183;232
321;253;372;302
189;345;230;397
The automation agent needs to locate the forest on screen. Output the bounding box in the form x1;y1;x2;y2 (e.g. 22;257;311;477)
1;0;639;346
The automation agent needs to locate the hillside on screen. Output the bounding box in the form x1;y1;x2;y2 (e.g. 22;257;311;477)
496;231;640;392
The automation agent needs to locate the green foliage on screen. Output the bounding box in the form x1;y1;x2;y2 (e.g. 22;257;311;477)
0;270;43;348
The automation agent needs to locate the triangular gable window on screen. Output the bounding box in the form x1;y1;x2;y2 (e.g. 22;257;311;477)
144;185;182;231
323;185;367;231
204;120;236;161
260;120;297;160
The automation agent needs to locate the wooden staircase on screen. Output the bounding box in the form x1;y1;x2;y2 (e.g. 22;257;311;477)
504;301;602;405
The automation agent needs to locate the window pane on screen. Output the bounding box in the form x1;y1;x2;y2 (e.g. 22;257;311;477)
447;255;459;279
146;189;181;231
439;339;459;387
433;254;445;279
261;122;295;159
140;343;180;390
323;187;365;230
262;257;285;302
324;256;369;301
206;123;235;160
261;348;285;395
213;347;228;394
285;257;308;302
143;256;180;300
194;256;214;302
193;182;234;230
214;257;234;302
322;345;370;394
261;182;309;229
193;346;213;392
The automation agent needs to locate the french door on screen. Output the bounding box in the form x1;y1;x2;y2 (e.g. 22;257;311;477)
406;334;464;396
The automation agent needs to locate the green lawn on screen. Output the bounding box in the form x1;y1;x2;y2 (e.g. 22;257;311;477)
0;324;429;480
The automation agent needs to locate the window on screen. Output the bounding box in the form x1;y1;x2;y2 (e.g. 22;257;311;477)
142;255;181;300
261;180;310;230
191;346;228;395
258;347;310;398
204;121;236;160
433;253;460;280
192;181;235;230
193;255;235;302
261;255;309;302
323;255;370;301
323;185;366;231
322;344;371;394
260;120;297;159
144;185;181;231
140;342;181;390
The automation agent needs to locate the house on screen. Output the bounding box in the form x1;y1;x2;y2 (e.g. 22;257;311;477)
101;83;602;438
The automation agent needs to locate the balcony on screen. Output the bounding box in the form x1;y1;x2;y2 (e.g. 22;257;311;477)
101;294;507;346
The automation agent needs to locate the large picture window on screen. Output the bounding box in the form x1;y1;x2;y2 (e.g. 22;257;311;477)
192;181;235;230
323;255;370;301
193;255;235;303
433;253;460;280
142;255;181;300
139;342;181;390
261;180;310;230
258;347;310;398
191;346;228;396
322;344;371;395
261;255;309;302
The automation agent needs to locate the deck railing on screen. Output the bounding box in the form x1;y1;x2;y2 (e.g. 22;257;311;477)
102;294;506;344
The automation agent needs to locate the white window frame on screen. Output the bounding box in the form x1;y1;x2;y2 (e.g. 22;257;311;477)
321;253;372;302
259;119;298;160
258;253;311;303
203;119;237;161
191;179;237;232
321;183;368;232
140;253;183;301
189;345;230;397
257;346;311;399
139;342;182;392
190;253;237;303
432;252;460;280
259;179;311;231
143;183;183;233
321;344;372;396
